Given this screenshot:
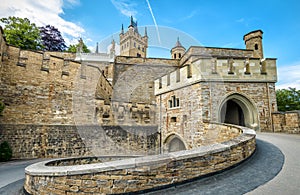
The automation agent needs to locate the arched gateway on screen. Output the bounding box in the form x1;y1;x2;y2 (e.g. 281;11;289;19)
164;134;186;152
219;93;259;130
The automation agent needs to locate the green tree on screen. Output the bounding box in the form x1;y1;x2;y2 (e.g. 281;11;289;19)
0;141;12;161
276;87;300;111
67;38;90;53
0;16;42;50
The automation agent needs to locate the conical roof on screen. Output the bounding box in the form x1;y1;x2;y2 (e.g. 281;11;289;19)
173;37;185;49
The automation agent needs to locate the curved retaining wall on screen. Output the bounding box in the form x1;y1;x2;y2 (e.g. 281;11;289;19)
24;125;256;195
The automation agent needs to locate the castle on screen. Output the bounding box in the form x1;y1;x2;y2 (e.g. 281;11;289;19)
0;18;299;159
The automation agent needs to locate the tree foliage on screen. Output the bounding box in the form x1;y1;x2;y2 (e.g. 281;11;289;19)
39;25;66;51
67;38;90;53
0;16;42;50
276;87;300;111
0;141;12;161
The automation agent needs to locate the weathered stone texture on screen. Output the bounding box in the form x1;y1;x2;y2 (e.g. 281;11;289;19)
272;111;300;133
0;46;112;125
0;124;159;158
155;56;278;133
0;124;89;158
24;129;255;195
113;56;178;104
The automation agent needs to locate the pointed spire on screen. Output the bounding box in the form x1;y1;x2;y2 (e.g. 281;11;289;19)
121;24;124;34
176;37;182;47
144;27;148;37
130;15;134;26
95;42;99;53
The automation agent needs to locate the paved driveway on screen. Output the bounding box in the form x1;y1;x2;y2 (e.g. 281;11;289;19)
246;133;300;195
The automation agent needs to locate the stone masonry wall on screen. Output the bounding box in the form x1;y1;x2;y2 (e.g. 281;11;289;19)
155;56;277;132
0;124;159;159
180;46;254;65
0;45;112;125
205;82;277;131
24;127;255;195
113;56;178;104
0;41;159;158
272;111;300;133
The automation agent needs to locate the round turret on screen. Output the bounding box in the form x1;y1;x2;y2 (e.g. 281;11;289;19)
171;37;186;59
243;30;264;59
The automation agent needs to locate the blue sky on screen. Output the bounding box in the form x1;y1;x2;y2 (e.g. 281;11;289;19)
1;0;300;89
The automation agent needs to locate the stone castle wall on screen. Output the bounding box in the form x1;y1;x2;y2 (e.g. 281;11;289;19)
24;126;255;195
0;45;114;125
155;57;278;133
180;46;255;65
0;124;159;159
0;33;160;158
156;81;275;147
272;111;300;133
113;56;179;104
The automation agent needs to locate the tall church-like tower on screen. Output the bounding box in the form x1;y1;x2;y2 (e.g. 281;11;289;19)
119;16;148;58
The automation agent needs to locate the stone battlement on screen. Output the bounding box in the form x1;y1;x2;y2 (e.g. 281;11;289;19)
75;52;114;62
155;57;277;95
0;36;112;125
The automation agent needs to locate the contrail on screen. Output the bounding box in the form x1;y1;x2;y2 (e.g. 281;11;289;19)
146;0;161;44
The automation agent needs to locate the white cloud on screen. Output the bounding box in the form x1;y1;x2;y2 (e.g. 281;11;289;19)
0;0;84;46
236;18;245;23
180;10;198;21
111;0;137;18
276;62;300;89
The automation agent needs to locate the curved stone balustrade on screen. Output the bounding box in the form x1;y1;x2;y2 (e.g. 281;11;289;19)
24;124;256;195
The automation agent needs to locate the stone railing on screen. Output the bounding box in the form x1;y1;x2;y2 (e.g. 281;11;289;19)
24;125;256;195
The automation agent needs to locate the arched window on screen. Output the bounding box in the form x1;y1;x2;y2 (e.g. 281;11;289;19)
255;44;259;50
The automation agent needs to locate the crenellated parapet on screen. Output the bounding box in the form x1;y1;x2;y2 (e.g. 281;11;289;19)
0;43;114;125
155;56;277;95
180;46;254;65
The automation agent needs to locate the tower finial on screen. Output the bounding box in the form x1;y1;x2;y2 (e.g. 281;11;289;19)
121;24;124;34
175;37;182;47
95;42;99;53
130;15;134;26
144;27;148;37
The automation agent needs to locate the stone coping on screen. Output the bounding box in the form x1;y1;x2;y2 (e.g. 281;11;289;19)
25;126;256;177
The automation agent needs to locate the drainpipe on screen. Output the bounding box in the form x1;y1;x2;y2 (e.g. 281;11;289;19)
266;82;274;132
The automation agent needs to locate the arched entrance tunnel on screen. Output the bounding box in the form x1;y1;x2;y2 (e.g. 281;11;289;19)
221;100;245;126
219;94;259;130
